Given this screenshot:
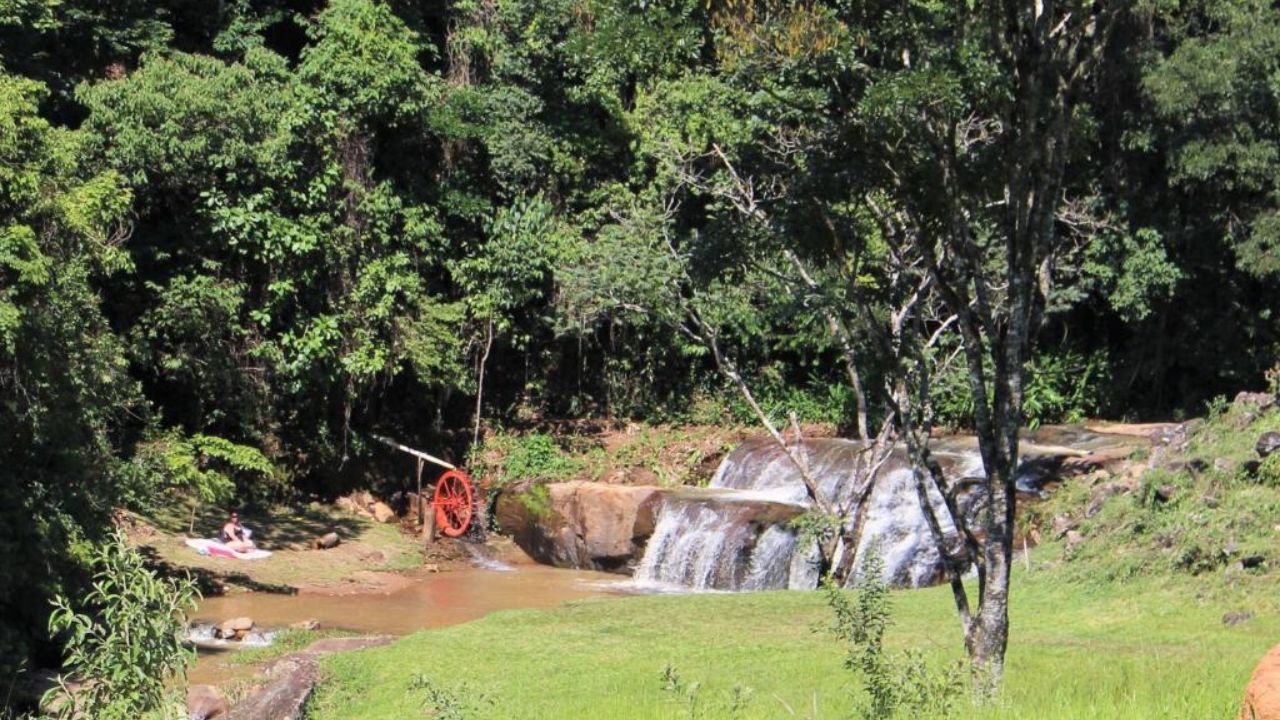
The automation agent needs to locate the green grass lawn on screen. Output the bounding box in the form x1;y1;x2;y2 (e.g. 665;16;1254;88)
307;562;1274;719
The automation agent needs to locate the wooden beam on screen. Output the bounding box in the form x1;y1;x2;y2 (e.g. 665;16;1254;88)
372;434;457;470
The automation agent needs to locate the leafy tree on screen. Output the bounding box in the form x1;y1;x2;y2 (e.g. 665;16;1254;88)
0;69;138;676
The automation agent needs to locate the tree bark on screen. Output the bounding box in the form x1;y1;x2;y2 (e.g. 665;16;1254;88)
471;318;494;450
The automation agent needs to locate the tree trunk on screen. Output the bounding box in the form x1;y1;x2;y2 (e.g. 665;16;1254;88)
471;318;494;450
965;542;1011;695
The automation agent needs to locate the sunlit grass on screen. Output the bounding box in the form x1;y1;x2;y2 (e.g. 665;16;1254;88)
308;560;1270;719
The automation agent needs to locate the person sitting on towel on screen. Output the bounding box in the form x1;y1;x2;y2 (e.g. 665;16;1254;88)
220;511;255;552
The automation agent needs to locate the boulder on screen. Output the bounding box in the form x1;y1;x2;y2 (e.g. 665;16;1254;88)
334;495;365;517
313;532;340;550
227;655;318;720
1051;514;1075;540
301;636;393;654
371;501;397;524
1235;391;1277;412
1241;644;1280;720
495;481;669;573
1225;611;1255;627
217;616;253;639
1258;432;1280;459
188;684;229;720
1085;482;1130;518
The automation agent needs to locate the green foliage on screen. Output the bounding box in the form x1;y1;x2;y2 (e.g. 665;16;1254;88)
1256;454;1280;489
487;433;584;487
406;674;493;720
821;551;964;718
43;531;197;720
119;430;278;511
1145;0;1280;279
935;349;1109;429
511;483;552;521
1;66;141;677
6;0;1280;690
789;510;837;547
658;663;753;720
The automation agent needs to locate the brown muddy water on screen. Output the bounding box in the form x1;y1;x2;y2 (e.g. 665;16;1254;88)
189;565;629;685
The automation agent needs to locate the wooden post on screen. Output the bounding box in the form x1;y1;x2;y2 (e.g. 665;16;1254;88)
423;492;436;546
416;457;425;538
418;457;435;545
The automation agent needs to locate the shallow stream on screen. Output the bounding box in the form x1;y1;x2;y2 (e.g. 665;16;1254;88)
189;565;629;685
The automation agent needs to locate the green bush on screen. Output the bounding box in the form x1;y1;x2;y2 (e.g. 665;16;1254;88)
484;433;583;487
822;551;964;718
516;483;554;519
934;348;1109;429
44;531;197;719
406;674;493;719
1256;454;1280;488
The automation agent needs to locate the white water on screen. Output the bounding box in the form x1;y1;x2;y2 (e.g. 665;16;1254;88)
633;439;988;592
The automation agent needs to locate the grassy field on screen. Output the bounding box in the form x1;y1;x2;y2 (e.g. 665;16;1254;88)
306;560;1274;719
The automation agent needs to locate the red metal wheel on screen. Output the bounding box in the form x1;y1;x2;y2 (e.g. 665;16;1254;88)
433;469;473;537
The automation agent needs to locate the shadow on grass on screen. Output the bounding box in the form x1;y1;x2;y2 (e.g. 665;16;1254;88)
136;545;298;597
147;504;365;552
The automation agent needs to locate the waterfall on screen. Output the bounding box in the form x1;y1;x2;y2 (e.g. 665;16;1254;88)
634;500;757;589
743;525;795;590
632;438;989;592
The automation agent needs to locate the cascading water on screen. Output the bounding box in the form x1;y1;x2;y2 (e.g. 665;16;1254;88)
634;496;778;589
633;438;988;592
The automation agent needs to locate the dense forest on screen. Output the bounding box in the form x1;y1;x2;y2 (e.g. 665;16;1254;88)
3;0;1280;676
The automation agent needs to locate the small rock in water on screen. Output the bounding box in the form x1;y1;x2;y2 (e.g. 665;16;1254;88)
1224;610;1255;627
1257;432;1280;459
217;616;253;639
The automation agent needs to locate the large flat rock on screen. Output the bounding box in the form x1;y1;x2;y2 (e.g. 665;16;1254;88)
495;481;667;572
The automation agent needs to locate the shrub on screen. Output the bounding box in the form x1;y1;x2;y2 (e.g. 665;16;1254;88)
1256;454;1280;488
934;348;1108;429
822;551;965;718
658;664;753;719
478;433;582;488
43;531;197;720
407;674;493;719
